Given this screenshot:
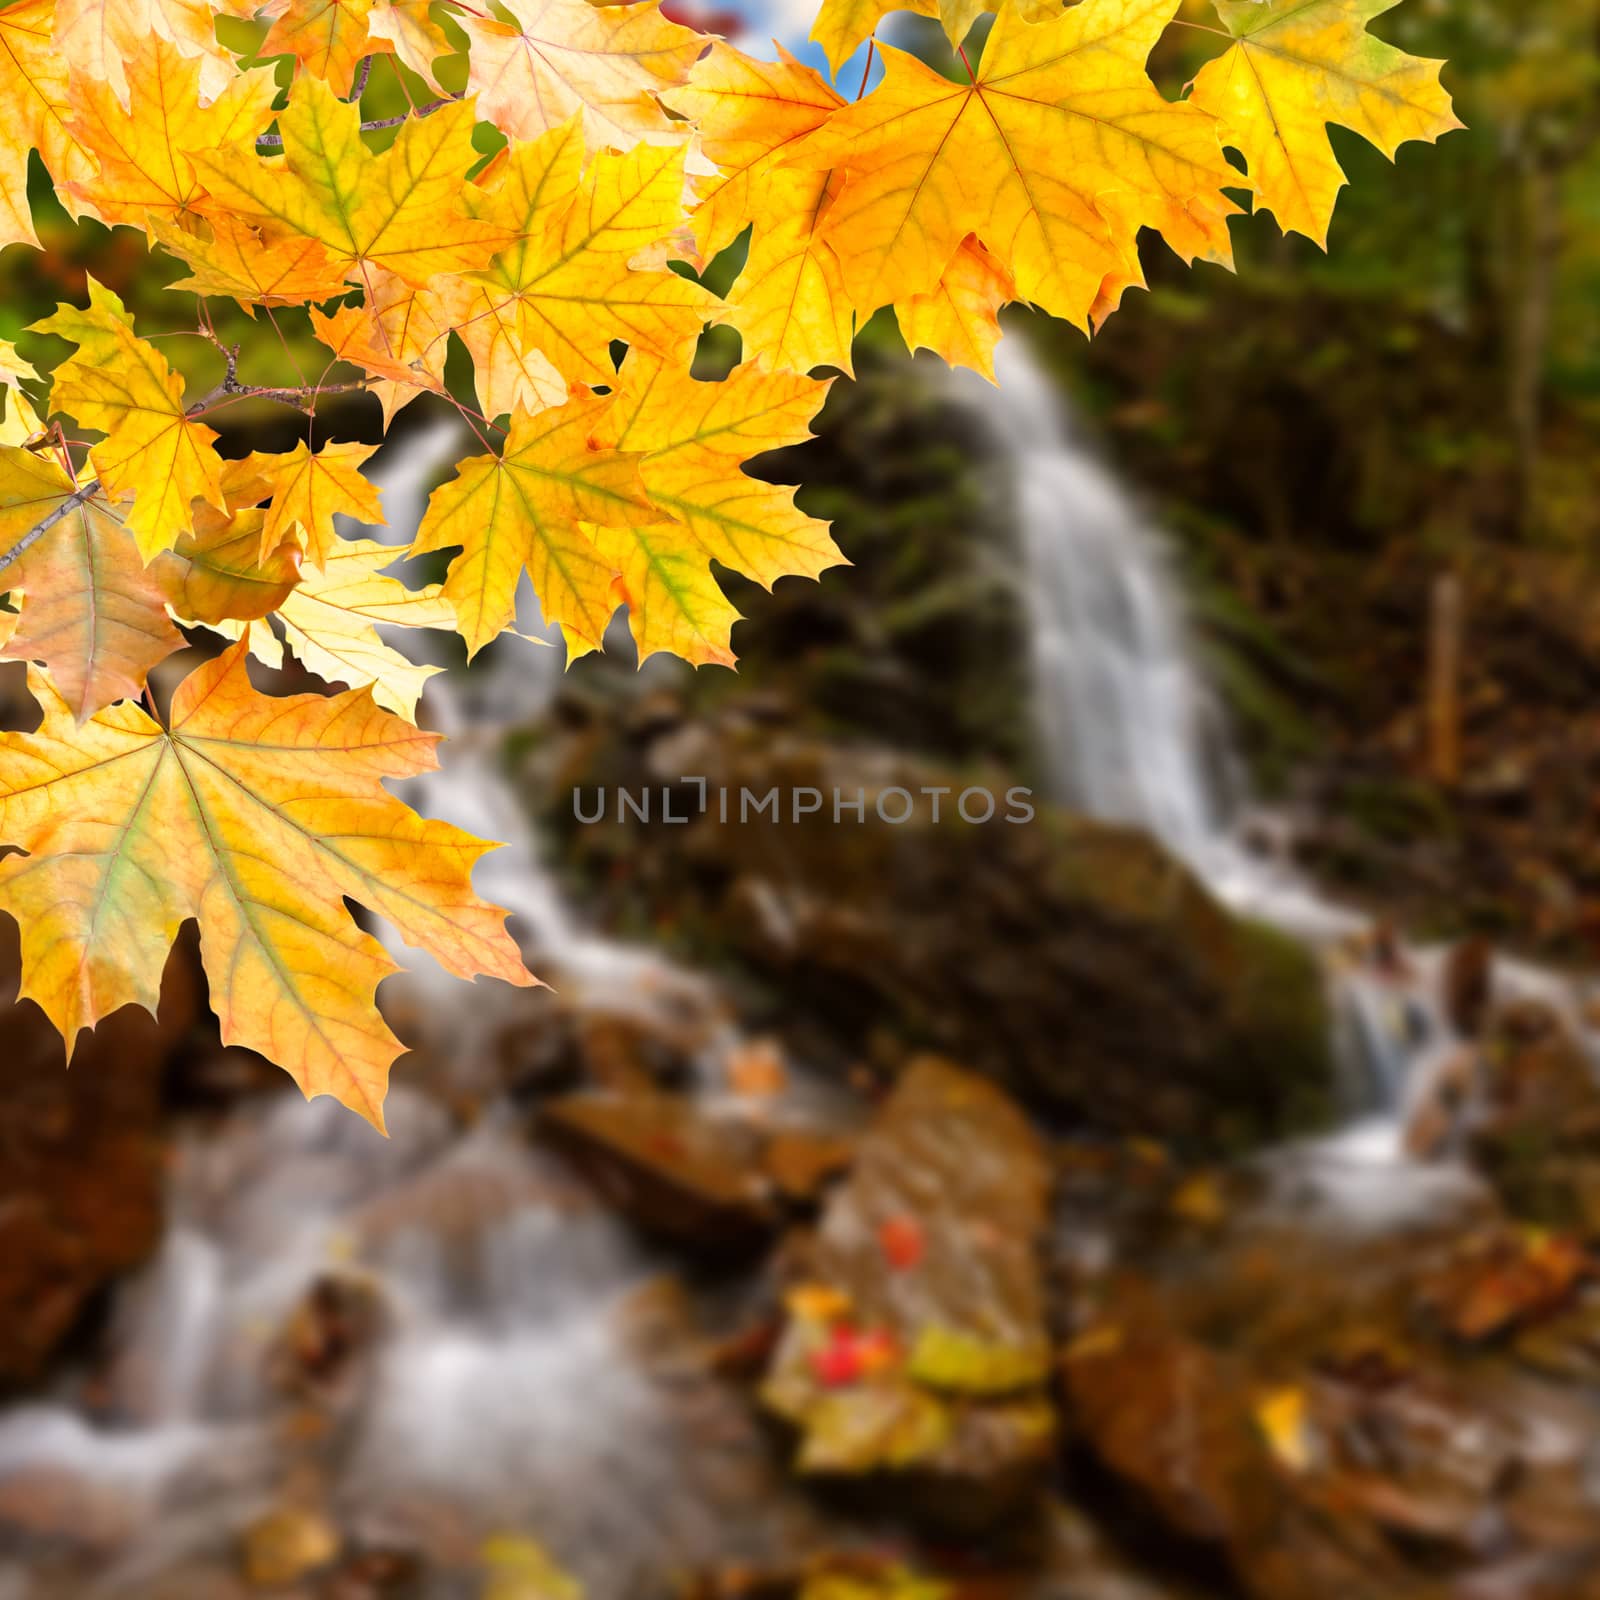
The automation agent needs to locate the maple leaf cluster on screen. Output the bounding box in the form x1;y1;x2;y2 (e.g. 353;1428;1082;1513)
0;0;1460;1126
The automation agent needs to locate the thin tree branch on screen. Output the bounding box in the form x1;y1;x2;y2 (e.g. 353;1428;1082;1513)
0;477;103;577
254;93;462;148
0;373;371;578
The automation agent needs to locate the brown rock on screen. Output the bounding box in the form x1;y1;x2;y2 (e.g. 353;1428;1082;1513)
1442;937;1495;1037
553;722;1335;1152
1062;1314;1279;1548
0;922;200;1388
1468;1001;1600;1232
762;1058;1056;1527
761;1128;855;1207
538;1091;779;1250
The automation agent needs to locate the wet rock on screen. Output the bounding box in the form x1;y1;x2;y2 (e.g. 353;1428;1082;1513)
319;1548;425;1600
1058;1174;1600;1600
761;1128;856;1208
1468;1002;1600;1232
268;1272;388;1409
0;1461;145;1553
1062;1313;1279;1549
495;1002;699;1102
549;718;1335;1152
762;1059;1056;1528
1414;1229;1594;1344
1511;1291;1600;1382
1442;938;1496;1038
538;1091;779;1251
240;1506;341;1588
1061;1293;1497;1598
0;923;200;1388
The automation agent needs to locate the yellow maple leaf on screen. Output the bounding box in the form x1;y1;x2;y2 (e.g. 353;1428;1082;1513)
412;391;657;659
796;0;1239;331
65;35;280;228
149;214;341;309
896;235;1014;381
0;0;97;251
0;342;40;392
310;272;455;424
242;537;457;720
584;515;740;668
1254;1383;1314;1472
151;502;303;624
0;447;182;720
31;277;226;559
724;171;855;377
260;0;388;96
459;0;702;152
0;390;46;450
191;76;514;290
665;43;844;261
223;440;385;568
0;342;45;447
665;45;851;376
53;0;237;104
810;0;936;76
1190;0;1462;247
598;353;851;640
452;132;717;416
0;643;535;1128
365;0;453;92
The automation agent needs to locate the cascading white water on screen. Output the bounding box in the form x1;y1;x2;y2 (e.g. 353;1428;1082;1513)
961;341;1594;1189
340;418;728;1071
988;345;1231;869
0;420;763;1599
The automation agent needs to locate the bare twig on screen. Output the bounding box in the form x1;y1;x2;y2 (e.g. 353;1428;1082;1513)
0;477;104;576
255;93;462;148
0;372;370;578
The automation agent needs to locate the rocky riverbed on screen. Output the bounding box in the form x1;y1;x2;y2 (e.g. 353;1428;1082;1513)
4;680;1600;1599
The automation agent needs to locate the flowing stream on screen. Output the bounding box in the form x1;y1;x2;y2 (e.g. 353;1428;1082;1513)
0;346;1593;1593
0;421;772;1599
969;341;1595;1203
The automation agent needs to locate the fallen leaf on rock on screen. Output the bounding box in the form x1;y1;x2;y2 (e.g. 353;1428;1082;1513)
786;1282;853;1324
1254;1384;1314;1474
878;1215;924;1271
726;1036;787;1097
240;1506;340;1588
809;1323;899;1388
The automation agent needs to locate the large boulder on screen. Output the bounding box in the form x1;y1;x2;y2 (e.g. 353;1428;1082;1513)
761;1058;1057;1528
542;711;1335;1151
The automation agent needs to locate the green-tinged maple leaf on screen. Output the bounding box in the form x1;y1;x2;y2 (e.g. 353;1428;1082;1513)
31;277;225;559
0;445;182;720
190;76;516;290
0;644;535;1129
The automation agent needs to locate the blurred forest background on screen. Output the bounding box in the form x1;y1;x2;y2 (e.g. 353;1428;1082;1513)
7;2;1600;1599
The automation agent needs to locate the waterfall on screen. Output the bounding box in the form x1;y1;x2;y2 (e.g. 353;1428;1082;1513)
958;338;1600;1193
957;342;1466;1153
985;343;1231;869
